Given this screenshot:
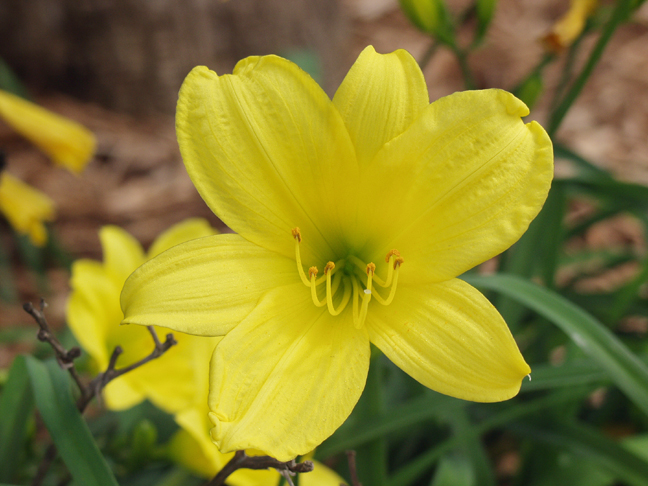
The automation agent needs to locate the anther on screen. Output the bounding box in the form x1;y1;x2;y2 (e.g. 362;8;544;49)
291;227;302;243
393;256;404;269
366;262;376;275
324;261;335;274
385;249;401;263
309;267;318;279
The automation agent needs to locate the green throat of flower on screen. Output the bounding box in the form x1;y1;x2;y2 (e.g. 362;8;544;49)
292;227;403;329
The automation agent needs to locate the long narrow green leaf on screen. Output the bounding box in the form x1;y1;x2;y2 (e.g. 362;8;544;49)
24;357;118;486
0;356;34;482
465;274;648;416
318;393;457;457
510;420;648;486
389;391;585;486
450;408;494;486
554;144;612;179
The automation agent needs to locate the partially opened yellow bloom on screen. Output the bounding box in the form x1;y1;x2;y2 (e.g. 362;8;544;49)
67;219;219;411
542;0;598;53
0;89;96;173
121;46;553;460
0;171;55;246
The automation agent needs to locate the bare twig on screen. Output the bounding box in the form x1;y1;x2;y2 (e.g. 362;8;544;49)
24;301;177;486
346;450;362;486
24;301;86;397
205;451;314;486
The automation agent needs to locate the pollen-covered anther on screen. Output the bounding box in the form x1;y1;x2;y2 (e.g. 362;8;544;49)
366;262;376;275
393;256;404;269
291;227;302;243
385;249;401;263
308;266;318;279
324;261;335;274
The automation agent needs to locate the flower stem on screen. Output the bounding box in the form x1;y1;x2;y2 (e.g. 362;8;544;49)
452;46;477;90
358;354;389;486
548;0;633;137
418;39;439;71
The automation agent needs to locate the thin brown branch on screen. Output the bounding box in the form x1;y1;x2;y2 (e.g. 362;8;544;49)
77;328;176;412
346;450;362;486
205;451;314;486
24;301;178;486
24;301;87;397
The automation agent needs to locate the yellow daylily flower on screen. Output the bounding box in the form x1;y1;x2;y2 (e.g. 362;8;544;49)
67;219;219;412
542;0;598;53
121;46;553;460
0;171;55;246
0;89;96;173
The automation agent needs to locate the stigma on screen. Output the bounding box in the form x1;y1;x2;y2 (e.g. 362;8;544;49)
292;227;403;329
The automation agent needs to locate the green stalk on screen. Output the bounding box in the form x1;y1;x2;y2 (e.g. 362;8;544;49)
548;0;633;137
452;46;477;90
356;355;389;486
418;39;439;71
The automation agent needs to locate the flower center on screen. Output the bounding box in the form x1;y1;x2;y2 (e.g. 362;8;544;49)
292;227;403;329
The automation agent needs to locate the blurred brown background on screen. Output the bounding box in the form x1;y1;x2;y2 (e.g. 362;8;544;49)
1;0;648;350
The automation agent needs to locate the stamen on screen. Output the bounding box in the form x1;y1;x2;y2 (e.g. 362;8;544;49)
293;228;310;287
385;249;400;262
351;276;362;326
310;270;326;307
393;256;404;269
293;228;402;319
327;275;351;316
371;260;401;306
359;269;373;326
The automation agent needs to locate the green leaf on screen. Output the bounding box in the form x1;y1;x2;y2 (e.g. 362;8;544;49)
448;408;494;486
399;0;456;46
474;0;497;42
389;391;585;486
554;144;612;179
511;420;648;486
0;356;34;482
24;356;119;486
465;274;648;417
0;58;30;99
515;72;543;110
319;392;457;457
430;454;474;486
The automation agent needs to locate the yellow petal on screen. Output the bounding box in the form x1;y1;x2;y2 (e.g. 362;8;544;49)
99;226;145;283
542;0;597;53
302;462;347;486
333;46;429;166
122;333;220;414
168;426;231;479
172;406;341;485
67;259;121;368
176;57;359;264
121;233;298;336
358;89;553;283
0;172;55;246
147;217;218;259
208;284;370;461
103;377;145;411
367;278;530;402
0;89;96;173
